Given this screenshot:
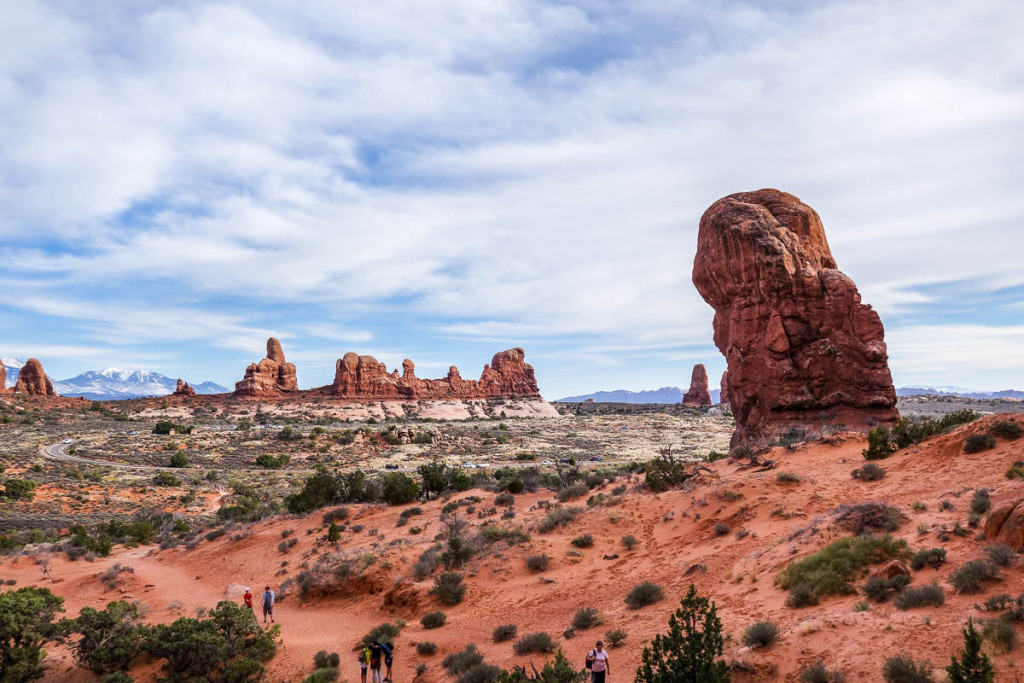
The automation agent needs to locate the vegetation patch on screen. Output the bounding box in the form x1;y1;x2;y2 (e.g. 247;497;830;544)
776;535;908;605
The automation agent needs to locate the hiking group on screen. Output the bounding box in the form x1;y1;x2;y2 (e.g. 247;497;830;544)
241;586;275;623
359;640;394;683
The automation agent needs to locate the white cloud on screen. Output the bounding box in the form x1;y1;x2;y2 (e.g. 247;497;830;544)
1;0;1023;390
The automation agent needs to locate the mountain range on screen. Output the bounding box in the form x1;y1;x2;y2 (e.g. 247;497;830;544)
2;359;228;400
558;385;1023;403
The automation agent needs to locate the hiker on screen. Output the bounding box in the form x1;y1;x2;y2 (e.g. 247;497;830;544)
261;585;275;623
243;588;253;611
585;640;610;683
380;640;394;682
369;641;384;683
358;643;371;683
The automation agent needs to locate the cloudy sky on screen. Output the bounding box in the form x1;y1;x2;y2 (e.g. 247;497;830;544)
2;0;1023;398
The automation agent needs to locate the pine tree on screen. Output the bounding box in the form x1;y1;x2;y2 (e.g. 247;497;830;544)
635;584;730;683
327;522;340;544
947;619;995;683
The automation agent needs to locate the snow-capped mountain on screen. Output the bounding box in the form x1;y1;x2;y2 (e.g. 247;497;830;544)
2;357;24;389
51;367;228;400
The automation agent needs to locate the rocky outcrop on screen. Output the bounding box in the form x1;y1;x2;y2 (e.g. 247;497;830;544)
0;363;5;393
720;371;730;405
331;348;541;399
681;364;712;407
173;379;196;396
984;499;1024;550
234;338;299;396
692;189;898;447
13;358;56;396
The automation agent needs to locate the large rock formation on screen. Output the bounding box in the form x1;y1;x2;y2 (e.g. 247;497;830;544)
719;371;730;406
332;348;541;399
13;358;56;396
234;338;299;396
173;379;196;396
692;189;898;447
0;363;5;393
681;364;712;407
984;499;1024;550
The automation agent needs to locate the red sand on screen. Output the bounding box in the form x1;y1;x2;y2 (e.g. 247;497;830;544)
5;414;1023;682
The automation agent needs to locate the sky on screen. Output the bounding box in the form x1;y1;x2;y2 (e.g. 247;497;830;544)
2;0;1024;399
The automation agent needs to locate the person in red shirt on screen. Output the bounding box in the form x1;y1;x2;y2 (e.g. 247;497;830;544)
243;588;253;610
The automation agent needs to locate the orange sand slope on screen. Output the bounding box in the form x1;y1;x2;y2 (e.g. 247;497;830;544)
4;414;1023;682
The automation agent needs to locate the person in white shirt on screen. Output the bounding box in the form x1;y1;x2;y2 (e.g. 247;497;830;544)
586;640;610;683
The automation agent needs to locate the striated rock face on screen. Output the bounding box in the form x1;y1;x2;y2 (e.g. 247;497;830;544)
681;364;712;407
174;379;196;396
332;348;540;399
692;189;898;447
985;499;1024;550
13;358;56;396
720;371;730;405
234;338;299;396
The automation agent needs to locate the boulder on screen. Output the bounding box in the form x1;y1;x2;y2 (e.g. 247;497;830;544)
234;338;299;396
332;348;541;399
985;499;1024;549
872;560;911;580
692;189;898;447
173;379;196;396
13;358;56;396
681;363;712;407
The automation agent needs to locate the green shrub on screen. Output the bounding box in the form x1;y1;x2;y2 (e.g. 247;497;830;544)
359;622;402;648
990;419;1023;439
621;535;639;550
417;642;437;656
970;489;991;515
862;575;910;602
635;584;728;683
985;544;1014;567
513;632;555;655
980;618;1015;653
893;584;945;610
909;547;945;571
525;554;550;572
381;473;420;505
442;644;483;675
963;433;996;454
851;463;886;481
420;611;447;629
101;673;135;683
833;502;904;534
152;472;182;487
741;620;779;648
457;663;502;683
314;651;340;669
64;600;145;673
431;572;466;606
169;451;189;468
0;587;65;681
947;619;995;683
478;525;529;545
882;656;934;683
625;581;664;609
776;535;908;601
3;478;37;501
800;661;844;683
786;583;819;608
557;484;590;502
537;507;581;533
571;607;602;630
604;628;627;648
1007;461;1024;479
254;453;290;469
862;426;895;460
949;560;998;594
571;534;594;548
492;624;517;642
494;493;515;506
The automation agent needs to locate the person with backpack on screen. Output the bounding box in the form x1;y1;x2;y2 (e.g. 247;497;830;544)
380;640;394;682
585;640;610;683
369;641;384;683
358;644;371;683
261;586;275;623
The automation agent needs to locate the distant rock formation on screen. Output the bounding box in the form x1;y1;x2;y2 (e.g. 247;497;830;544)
0;363;5;393
13;358;56;396
719;371;730;406
234;338;299;396
173;379;196;396
332;348;540;399
681;364;712;407
985;499;1024;550
692;189;898;447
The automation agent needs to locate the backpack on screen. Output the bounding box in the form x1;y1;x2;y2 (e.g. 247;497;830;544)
359;648;371;665
585;650;595;670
